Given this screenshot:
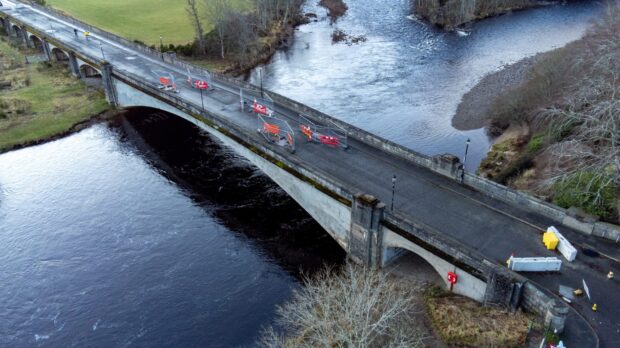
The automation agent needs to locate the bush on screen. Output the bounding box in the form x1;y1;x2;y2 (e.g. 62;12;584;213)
553;171;617;219
527;133;545;152
260;263;423;347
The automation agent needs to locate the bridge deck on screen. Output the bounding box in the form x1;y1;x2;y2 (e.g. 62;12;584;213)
3;2;619;346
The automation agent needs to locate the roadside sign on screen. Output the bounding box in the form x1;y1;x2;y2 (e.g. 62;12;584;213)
582;279;591;301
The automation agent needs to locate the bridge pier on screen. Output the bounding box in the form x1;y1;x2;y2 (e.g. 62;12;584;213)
2;19;10;36
348;194;385;268
101;62;118;106
42;40;52;62
67;52;81;78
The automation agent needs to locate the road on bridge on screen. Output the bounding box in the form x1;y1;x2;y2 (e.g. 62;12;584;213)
3;1;619;346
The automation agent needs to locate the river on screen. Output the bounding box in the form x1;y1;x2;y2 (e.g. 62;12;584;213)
0;1;603;347
250;0;602;170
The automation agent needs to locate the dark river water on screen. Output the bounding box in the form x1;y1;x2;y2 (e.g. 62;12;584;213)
0;1;603;347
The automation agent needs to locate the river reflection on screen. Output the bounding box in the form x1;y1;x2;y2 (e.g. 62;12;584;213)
0;109;344;347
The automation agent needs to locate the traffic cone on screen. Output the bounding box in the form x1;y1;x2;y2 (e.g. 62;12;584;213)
607;271;614;279
592;303;597;312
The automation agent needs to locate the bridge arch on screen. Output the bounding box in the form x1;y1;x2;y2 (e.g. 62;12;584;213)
79;64;101;78
51;47;69;62
11;24;21;37
381;228;488;302
29;34;44;51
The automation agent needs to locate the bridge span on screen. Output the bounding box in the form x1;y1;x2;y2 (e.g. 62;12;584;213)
3;1;620;345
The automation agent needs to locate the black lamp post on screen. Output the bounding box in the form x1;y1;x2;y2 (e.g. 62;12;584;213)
461;138;470;182
200;88;205;111
99;42;105;60
258;67;264;98
159;35;164;60
391;175;397;211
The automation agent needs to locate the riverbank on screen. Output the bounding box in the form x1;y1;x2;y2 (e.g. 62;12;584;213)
453;54;541;131
453;6;620;222
0;37;110;154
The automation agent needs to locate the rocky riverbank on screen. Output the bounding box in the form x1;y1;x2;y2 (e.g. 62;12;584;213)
412;0;551;29
453;54;541;131
453;7;620;222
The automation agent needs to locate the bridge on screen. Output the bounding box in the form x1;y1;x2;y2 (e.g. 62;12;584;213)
2;1;619;346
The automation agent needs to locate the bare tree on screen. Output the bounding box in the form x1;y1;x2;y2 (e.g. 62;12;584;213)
259;263;424;348
187;0;206;56
203;0;232;59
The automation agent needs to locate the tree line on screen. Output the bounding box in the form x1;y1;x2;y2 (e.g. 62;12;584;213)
183;0;304;65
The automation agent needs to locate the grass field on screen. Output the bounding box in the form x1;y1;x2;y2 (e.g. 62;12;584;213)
48;0;250;46
0;39;109;152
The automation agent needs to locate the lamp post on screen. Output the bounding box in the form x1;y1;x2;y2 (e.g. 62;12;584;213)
258;67;264;98
159;35;164;60
391;175;397;211
200;88;204;111
461;138;470;182
99;42;105;60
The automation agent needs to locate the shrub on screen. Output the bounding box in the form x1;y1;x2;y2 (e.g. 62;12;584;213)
527;133;545;152
553;171;617;219
260;263;423;347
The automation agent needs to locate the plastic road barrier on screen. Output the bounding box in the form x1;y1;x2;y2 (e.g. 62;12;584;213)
543;231;559;250
548;226;577;262
507;256;562;272
252;100;272;116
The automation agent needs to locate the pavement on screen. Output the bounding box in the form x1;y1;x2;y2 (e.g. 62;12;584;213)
2;1;619;346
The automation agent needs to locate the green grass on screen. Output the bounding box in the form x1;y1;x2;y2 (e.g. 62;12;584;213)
0;39;109;152
48;0;250;46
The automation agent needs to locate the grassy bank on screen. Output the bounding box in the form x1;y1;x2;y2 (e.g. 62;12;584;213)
47;0;250;46
424;286;533;347
0;38;109;153
477;3;620;222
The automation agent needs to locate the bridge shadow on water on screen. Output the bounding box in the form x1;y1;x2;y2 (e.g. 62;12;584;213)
108;107;346;277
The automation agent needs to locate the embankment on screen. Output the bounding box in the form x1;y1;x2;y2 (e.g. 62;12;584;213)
453;5;620;223
0;37;111;153
412;0;545;28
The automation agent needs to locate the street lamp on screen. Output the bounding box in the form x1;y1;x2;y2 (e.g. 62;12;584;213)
159;35;164;60
258;67;264;98
200;88;205;111
461;138;470;182
99;42;105;60
391;175;397;211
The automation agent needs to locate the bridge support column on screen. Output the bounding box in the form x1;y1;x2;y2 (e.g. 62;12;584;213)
42;40;52;62
348;194;385;268
68;52;81;78
101;62;118;107
19;28;30;48
483;269;521;309
2;20;10;36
